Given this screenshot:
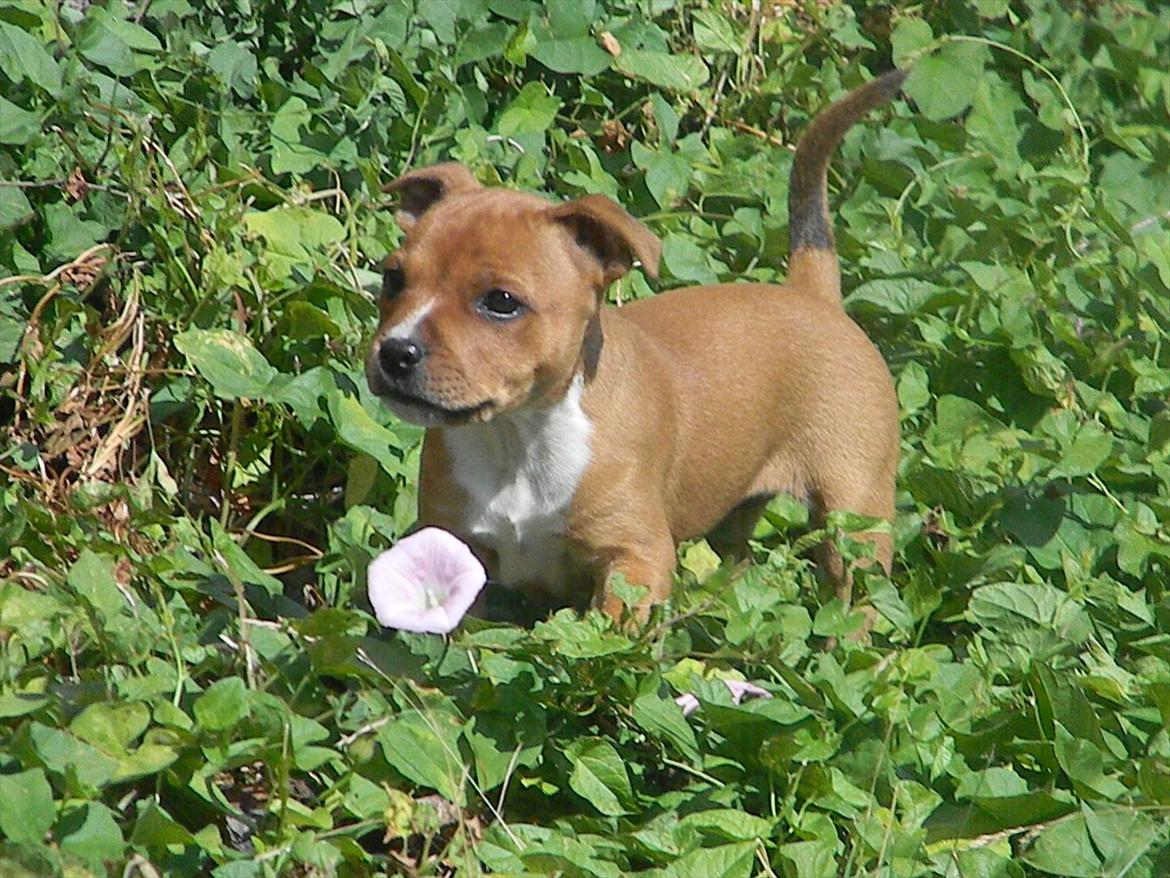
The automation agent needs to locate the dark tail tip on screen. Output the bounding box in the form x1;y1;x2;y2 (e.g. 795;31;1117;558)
871;67;910;103
788;68;908;255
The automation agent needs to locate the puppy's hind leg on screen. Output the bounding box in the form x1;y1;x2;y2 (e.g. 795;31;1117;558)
706;494;771;563
810;475;895;645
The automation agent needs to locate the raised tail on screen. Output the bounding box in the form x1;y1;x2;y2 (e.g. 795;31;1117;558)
786;68;908;304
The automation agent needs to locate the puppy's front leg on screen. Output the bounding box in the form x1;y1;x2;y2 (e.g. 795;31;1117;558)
592;533;676;623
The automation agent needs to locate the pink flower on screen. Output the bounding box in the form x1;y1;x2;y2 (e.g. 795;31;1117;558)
675;679;773;716
367;528;486;634
724;679;771;703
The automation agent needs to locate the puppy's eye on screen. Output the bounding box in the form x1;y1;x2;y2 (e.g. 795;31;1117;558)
477;288;526;320
382;266;405;300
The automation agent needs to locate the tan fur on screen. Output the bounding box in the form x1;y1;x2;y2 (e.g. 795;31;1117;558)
366;72;906;624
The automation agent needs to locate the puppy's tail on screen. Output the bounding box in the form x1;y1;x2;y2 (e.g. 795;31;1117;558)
787;68;908;305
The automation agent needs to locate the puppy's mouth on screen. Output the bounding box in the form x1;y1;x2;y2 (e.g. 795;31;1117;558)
380;386;493;426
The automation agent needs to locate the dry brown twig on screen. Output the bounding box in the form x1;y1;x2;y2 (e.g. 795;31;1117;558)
3;245;153;526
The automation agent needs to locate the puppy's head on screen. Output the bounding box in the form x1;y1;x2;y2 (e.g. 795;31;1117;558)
365;162;660;427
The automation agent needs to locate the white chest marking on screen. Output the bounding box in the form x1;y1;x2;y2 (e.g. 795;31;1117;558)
443;376;592;591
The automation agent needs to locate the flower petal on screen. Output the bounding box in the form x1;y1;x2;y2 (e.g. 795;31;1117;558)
675;679;773;718
367;528;487;634
724;679;772;704
438;568;487;625
368;558;428;625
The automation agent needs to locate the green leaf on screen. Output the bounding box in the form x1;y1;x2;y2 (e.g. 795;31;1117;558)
613;50;708;92
0;95;40;145
532;611;633;659
1022;811;1103;877
206;40;257;97
270;96;322;175
27;722;119;792
544;2;594;39
660;841;757;878
113;742;180;783
891;18;933;67
905;42;984;120
503;20;536;66
929;395;1007;448
58;802;124;866
0;768;55;844
805;766;872;818
76;7;161;75
465;717;515;792
44;202;107;262
650;91;679;145
71;701;150;753
67;549;125;620
1084;806;1161;874
633;141;691;208
678;809;776;842
897;361;931;414
453;21;510;66
129;802;194;850
0;21;62;94
0;186;32;234
517;830;625;878
530;36;610;75
1011;344;1073;398
0;691;50;719
282;301;342;340
1053;723;1125;798
776;840;837;878
566;738;632;816
967;582;1092;644
0;185;33;230
378;709;465;804
326;391;407;476
847;278;952;315
271;365;332;426
1050;424;1113;478
211;519;284;594
175;328;278;399
662;235;718;284
632;688;699;760
0;315;22;366
496;82;562;137
680;539;720;580
954;766;1029;800
465;712;542;792
692;9;739;55
243;204;342;255
212;861;264;878
967;76;1026;162
194;677;251;732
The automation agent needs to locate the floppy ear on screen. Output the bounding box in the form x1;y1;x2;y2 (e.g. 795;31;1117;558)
548;194;661;286
382;163;481;230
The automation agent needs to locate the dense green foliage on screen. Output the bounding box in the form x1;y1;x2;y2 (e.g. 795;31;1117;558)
2;0;1169;875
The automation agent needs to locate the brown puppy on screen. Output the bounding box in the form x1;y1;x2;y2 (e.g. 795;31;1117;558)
366;70;905;622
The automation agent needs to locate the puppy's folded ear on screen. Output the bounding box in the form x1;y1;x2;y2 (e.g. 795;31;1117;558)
549;194;661;286
383;163;481;229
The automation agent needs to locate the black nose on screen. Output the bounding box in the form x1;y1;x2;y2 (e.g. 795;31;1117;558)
378;337;425;379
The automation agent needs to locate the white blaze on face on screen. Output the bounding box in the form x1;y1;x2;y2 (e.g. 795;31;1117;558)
386;299;434;340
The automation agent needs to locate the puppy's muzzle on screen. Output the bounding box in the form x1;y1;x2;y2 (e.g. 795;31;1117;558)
367;336;493;425
377;337;426;380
